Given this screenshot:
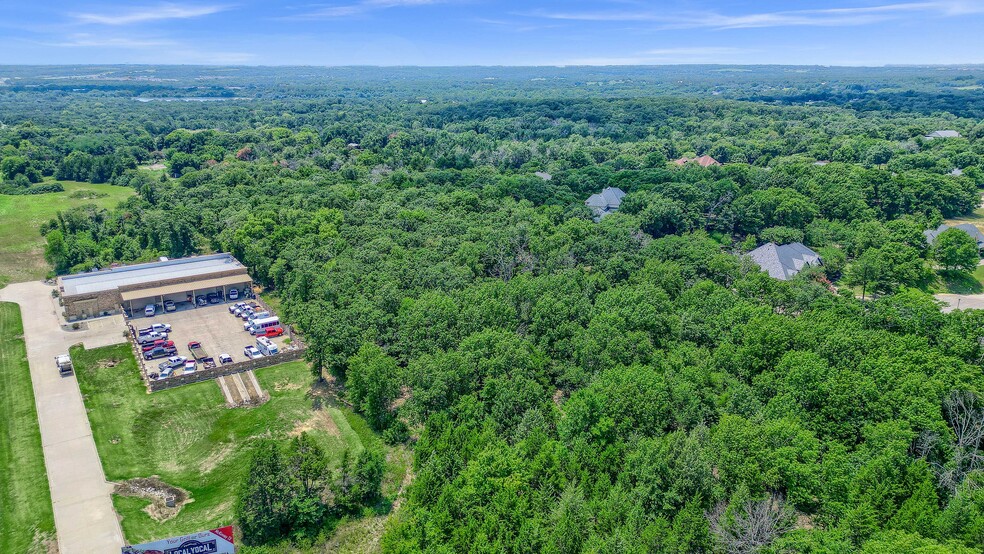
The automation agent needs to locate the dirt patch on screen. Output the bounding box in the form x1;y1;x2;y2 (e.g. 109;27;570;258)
273;377;302;392
113;477;192;522
145;163;166;170
290;409;341;438
27;529;57;554
96;359;121;368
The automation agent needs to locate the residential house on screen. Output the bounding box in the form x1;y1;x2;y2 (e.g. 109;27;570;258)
673;155;721;167
924;130;961;139
746;242;823;281
924;223;984;249
585;187;626;221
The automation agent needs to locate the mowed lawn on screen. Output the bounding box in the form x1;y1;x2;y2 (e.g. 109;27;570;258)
0;302;55;553
0;181;134;285
71;343;393;545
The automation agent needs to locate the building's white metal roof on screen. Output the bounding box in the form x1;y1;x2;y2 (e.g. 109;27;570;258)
60;254;245;296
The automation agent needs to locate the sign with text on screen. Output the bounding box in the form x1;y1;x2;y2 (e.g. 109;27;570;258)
122;526;235;554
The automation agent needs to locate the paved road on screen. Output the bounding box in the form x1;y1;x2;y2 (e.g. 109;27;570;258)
0;281;126;553
936;293;984;313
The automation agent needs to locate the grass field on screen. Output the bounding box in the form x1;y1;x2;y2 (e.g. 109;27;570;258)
0;302;56;553
0;181;134;285
72;343;402;546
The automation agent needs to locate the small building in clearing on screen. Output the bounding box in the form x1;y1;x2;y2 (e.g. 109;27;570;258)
746;242;823;281
57;253;252;320
585;187;626;221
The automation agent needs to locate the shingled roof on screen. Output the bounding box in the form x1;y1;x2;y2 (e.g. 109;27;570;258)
925;130;961;139
673;155;721;167
924;223;984;249
585;187;626;221
746;242;823;281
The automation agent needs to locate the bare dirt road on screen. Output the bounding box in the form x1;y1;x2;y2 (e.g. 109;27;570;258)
0;281;125;553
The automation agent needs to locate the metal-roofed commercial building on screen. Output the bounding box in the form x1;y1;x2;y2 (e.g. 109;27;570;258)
58;253;252;320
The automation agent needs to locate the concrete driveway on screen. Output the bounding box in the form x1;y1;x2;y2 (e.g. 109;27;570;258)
935;293;984;313
0;281;125;553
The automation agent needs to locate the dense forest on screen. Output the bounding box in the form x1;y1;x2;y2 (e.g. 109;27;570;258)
4;65;984;552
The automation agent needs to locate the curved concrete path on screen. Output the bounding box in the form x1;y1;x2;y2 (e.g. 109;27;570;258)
0;281;125;553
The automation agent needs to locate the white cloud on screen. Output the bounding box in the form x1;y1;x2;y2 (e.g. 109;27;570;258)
45;34;175;48
286;0;447;19
74;3;229;25
530;1;984;30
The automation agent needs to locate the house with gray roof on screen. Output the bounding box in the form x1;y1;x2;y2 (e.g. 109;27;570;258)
585;187;626;221
746;242;823;281
924;130;961;139
924;223;984;249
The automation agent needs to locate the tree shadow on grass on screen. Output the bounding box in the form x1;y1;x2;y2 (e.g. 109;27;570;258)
940;270;984;294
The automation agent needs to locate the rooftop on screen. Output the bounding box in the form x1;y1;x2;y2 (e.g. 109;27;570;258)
59;253;246;296
747;242;822;281
925;130;961;139
924;223;984;248
673;155;721;167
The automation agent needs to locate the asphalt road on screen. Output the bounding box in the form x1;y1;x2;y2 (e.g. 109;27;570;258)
0;281;126;553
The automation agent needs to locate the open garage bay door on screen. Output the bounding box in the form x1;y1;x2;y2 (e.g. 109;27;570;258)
120;275;250;302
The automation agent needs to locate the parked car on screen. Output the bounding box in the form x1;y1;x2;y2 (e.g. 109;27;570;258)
184;360;197;374
144;346;177;360
195;295;207;307
138;323;172;335
229;302;246;314
239;308;255;321
256;336;280;356
243;345;264;359
144;304;156;317
163;300;176;312
158;356;187;371
206;292;220;304
141;339;175;352
219;353;233;364
158;367;174;379
260;326;285;338
228;288;239;300
136;332;168;345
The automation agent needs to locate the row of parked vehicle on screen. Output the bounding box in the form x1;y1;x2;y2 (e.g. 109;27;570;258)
141;287;253;317
229;302;284;337
149;340;236;380
135;323;176;360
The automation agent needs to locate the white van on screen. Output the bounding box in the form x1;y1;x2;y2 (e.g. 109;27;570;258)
144;304;156;317
256;336;280;356
248;316;280;335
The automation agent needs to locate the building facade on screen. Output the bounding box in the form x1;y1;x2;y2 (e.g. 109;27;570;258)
58;253;252;320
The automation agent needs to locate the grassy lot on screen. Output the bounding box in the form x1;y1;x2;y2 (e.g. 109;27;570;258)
0;302;56;553
72;343;403;545
0;181;133;284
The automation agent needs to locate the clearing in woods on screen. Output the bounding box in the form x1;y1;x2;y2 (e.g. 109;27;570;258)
0;302;56;553
0;181;134;285
71;342;404;546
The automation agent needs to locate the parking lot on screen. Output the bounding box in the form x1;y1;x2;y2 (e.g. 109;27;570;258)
129;299;292;380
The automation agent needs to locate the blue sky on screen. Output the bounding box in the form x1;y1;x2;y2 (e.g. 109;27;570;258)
1;0;983;65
